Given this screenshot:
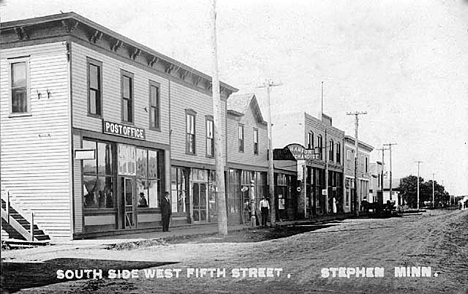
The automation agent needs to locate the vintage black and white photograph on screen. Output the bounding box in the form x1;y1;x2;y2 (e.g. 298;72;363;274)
1;0;467;293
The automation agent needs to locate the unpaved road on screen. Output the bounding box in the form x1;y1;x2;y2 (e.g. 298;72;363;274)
2;209;467;293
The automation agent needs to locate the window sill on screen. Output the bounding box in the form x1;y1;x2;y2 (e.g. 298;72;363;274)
87;113;103;119
9;113;32;118
84;208;116;215
149;127;161;132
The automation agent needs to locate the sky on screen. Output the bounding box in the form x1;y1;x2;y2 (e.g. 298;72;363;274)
2;0;467;195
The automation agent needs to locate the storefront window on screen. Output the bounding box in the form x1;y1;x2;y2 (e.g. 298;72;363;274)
171;167;189;214
83;140;115;209
136;148;161;208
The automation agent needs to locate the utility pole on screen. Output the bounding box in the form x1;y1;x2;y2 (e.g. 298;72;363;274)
346;111;367;216
383;143;397;202
432;173;435;208
375;147;388;206
211;0;228;235
259;80;281;226
415;161;423;210
321;81;329;214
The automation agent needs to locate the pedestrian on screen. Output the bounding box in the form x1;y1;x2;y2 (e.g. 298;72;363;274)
161;192;172;232
278;194;285;222
259;196;270;227
138;192;148;207
243;200;251;225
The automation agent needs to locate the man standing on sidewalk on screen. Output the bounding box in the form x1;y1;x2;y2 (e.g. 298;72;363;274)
161;192;172;232
259;196;270;227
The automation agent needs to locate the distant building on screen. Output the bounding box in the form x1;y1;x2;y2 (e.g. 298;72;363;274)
369;162;383;204
272;111;345;218
343;136;373;213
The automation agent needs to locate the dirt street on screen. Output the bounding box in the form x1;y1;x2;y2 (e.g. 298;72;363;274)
2;209;467;294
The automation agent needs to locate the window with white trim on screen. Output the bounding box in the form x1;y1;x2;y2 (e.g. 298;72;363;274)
10;59;30;114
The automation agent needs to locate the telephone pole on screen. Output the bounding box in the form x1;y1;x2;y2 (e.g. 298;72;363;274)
346;111;367;216
415;161;423;210
211;0;228;235
383;143;397;202
375;147;388;206
258;80;281;226
432;173;435;208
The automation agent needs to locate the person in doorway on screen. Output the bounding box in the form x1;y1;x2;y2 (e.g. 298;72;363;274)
259;196;270;227
138;192;148;207
278;195;285;222
161;192;172;232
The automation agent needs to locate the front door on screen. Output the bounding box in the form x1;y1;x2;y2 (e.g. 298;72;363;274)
121;177;136;229
192;183;207;222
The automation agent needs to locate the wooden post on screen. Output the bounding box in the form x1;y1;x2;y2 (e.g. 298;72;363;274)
211;0;228;235
30;212;34;241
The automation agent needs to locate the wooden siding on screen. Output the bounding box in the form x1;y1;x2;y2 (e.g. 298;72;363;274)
227;107;268;169
72;133;83;233
71;43;170;146
169;81;225;166
0;42;72;240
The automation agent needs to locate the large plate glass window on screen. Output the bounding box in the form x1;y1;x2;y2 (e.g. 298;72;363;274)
82;140;115;209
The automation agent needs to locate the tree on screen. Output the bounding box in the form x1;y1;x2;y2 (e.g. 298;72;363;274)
399;175;420;208
400;175;450;208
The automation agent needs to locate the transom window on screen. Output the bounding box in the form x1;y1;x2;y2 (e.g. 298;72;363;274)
10;59;29;114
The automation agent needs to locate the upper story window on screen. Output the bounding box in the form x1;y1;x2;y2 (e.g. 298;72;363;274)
365;157;368;173
347;149;352;161
186;110;196;154
238;124;244;152
307;132;314;150
317;135;323;160
88;58;102;116
121;70;134;123
253;128;259;155
336;142;341;163
10;58;29;114
149;81;160;130
329;139;334;162
206;118;214;157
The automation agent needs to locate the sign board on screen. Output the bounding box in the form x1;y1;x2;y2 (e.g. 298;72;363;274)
103;121;146;140
273;143;319;160
75;149;95;160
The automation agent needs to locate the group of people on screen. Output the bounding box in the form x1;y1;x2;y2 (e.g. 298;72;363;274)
139;191;172;232
244;196;284;227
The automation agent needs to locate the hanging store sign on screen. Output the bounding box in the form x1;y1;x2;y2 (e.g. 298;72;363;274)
274;143;319;161
103;121;146;140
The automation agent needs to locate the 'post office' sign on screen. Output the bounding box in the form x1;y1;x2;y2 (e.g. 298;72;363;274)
103;121;146;140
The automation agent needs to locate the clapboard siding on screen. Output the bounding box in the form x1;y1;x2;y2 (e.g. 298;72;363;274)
71;43;170;145
0;42;72;240
227;108;268;169
170;81;225;166
72;133;83;233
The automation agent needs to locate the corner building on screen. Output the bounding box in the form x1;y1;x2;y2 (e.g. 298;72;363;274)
0;13;236;240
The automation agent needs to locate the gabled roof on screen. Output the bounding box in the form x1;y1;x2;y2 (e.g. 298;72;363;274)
227;93;266;124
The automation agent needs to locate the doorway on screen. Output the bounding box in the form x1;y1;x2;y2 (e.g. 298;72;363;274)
121;177;136;229
192;183;207;222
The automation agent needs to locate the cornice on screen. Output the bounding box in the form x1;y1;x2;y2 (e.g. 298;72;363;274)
1;12;238;98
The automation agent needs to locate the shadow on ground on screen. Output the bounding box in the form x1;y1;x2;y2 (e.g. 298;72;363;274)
0;258;177;293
